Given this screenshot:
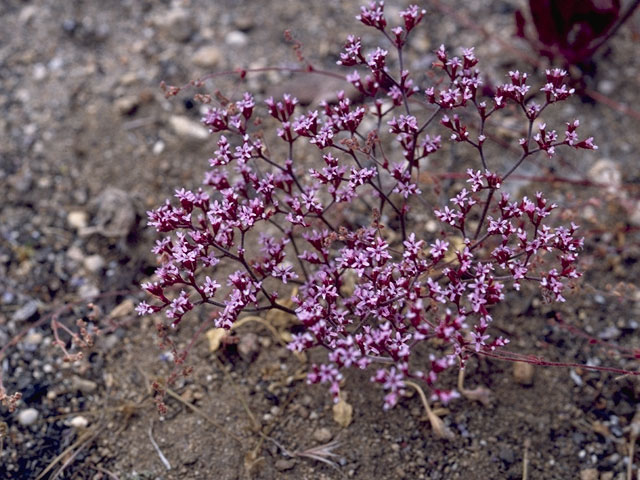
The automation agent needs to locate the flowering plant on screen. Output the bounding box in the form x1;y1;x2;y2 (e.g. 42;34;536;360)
138;1;597;432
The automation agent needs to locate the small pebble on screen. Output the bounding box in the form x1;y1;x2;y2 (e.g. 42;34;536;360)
154;8;194;42
12;301;39;322
588;159;621;196
88;187;137;238
67;246;85;262
71;376;98;393
78;283;100;301
108;299;134;318
33;63;47;81
234;16;254;31
225;30;248;46
169;115;209;141
597;79;615;95
19;5;38;24
192;46;223;68
119;72;139;86
512;361;534;386
83;254;105;273
67;211;89;230
70;416;89;428
18;408;39;426
569;369;583;387
594;294;606;305
23;331;43;348
238;332;260;361
579;468;598;480
597;325;620;340
152;140;165;155
313;427;332;443
114;95;139;116
275;459;296;471
498;447;515;465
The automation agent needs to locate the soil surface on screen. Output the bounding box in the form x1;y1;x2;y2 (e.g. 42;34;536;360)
2;1;640;479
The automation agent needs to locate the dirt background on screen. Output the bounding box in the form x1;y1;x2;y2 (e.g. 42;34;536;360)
2;0;640;479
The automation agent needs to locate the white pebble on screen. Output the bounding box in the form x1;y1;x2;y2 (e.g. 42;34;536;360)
83;254;105;273
18;408;39;426
152;140;165;155
225;30;248;46
23;331;43;347
67;211;89;230
169;115;209;141
69;416;89;428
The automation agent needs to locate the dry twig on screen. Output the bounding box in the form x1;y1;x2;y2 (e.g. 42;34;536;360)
36;427;99;480
148;421;171;471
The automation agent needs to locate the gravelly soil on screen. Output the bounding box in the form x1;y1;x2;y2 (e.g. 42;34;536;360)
2;1;640;479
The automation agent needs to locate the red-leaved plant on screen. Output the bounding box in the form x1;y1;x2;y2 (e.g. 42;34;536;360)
514;0;640;72
137;2;597;434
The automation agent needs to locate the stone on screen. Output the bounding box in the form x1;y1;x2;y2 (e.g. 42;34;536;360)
225;30;248;46
119;72;139;86
69;416;89;428
154;8;194;42
18;5;38;24
275;459;296;471
18;408;39;426
108;299;135;319
71;376;98;393
234;16;255;31
78;283;100;301
114;95;139;116
152;140;165;155
579;468;598;480
597;79;615;95
169;115;209;141
498;447;515;465
33;63;47;81
513;361;534;386
82;187;138;238
238;332;260;361
332;399;353;427
192;46;223;68
23;331;43;348
66;246;85;262
313;427;333;443
12;300;39;322
83;254;105;273
587;159;622;193
67;210;89;230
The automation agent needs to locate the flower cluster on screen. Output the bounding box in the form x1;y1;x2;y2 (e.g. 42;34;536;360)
139;2;597;412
